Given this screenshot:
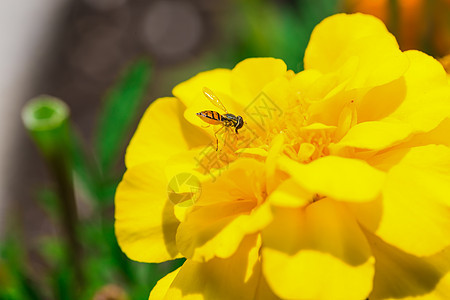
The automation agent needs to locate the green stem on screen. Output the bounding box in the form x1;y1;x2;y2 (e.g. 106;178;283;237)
21;96;83;290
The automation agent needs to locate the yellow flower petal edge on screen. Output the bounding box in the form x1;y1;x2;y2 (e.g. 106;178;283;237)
149;268;180;300
175;159;271;262
278;155;386;202
125;97;210;168
358;145;450;257
305;13;408;90
172;69;232;110
334;50;450;151
163;235;261;300
231;57;287;105
386;50;450;133
115;161;181;263
266;178;311;208
334;120;413;151
262;200;375;300
366;232;450;300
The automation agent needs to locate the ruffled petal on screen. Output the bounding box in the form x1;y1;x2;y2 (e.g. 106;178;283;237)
125;97;210;168
304;13;408;90
358;145;450;256
383;51;450;133
172;69;242;130
279;155;386;202
254;276;282;300
396;117;450;149
333;120;413;150
176;159;271;261
195;158;266;206
149;268;181;300
266;178;311;207
173;69;232;109
336;51;450;151
366;232;450;300
357;77;407;123
262;200;374;300
115;161;181;262
163;235;261;300
231;58;287;106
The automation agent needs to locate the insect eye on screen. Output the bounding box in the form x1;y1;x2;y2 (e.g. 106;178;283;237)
236;116;244;130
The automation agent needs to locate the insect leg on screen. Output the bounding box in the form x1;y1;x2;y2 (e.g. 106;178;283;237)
213;125;225;151
222;128;230;152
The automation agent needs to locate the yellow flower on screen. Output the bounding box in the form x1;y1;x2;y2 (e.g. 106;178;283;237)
115;13;450;300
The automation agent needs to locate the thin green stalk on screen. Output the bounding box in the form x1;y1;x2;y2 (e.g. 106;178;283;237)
21;96;83;291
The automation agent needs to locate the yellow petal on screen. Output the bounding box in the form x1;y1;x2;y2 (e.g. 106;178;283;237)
258;76;290;115
366;232;450;300
384;51;450;133
262;200;374;300
396;117;450;149
306;87;355;126
265;134;285;195
305;13;388;72
357;77;407;123
236;147;268;157
267;178;311;207
335;98;357;140
254;276;282;300
359;145;450;256
176;201;271;262
305;13;408;90
241;76;289;135
176;200;255;261
125;97;210;168
354;51;450;150
115;162;181;262
196;158;266;206
172;68;232;109
149;268;181;300
298;143;316;162
279;155;386;202
164;149;208;183
290;69;322;95
334;120;413;150
164;234;261;300
172;68;244;130
231;57;287;106
176;159;271;261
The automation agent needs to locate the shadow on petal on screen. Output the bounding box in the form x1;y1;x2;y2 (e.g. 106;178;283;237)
262;200;375;300
162;200;182;258
366;231;449;299
165;234;261;300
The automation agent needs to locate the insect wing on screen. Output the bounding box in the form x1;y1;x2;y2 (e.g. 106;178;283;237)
202;87;228;113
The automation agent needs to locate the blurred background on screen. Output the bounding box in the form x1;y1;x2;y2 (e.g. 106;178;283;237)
1;0;449;299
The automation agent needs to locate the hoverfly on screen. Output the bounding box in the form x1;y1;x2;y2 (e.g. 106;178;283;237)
196;87;244;150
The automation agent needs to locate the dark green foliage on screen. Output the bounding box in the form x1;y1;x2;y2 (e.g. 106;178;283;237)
95;60;152;175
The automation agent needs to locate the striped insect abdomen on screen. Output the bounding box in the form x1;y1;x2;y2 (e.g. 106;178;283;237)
196;110;223;125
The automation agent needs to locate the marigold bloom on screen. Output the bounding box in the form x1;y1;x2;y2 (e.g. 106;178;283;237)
115;13;450;300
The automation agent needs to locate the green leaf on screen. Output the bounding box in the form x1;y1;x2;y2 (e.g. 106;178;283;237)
95;59;152;174
69;130;103;204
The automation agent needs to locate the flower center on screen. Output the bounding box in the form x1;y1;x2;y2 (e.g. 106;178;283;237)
194;85;357;180
195;107;336;179
263;105;334;164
